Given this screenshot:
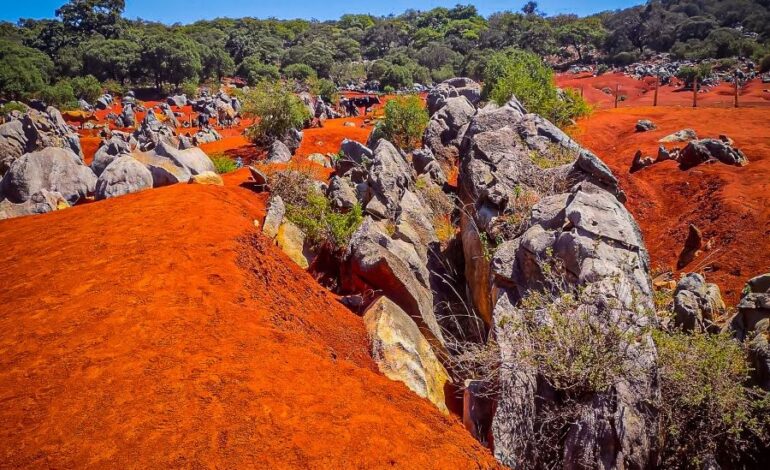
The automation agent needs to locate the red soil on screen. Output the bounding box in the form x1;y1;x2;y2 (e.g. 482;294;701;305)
570;106;770;303
0;179;500;468
556;72;770;109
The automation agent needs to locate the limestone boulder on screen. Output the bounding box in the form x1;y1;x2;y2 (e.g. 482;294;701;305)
0;189;68;220
363;297;450;414
189;171;224;186
263;195;285;239
267;140;292;164
0;147;96;205
672;273;725;332
94;156;153;200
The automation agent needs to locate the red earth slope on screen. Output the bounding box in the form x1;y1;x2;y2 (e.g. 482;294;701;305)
0;182;499;468
570;106;770;304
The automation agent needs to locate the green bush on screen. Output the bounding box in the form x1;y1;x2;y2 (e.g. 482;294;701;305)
759;54;770;73
211;155;238;174
654;330;770;468
286;189;363;252
380;95;429;151
282;63;317;82
68;75;102;102
676;63;712;87
101;79;126;96
39;81;78;109
241;81;311;146
238;56;280;85
180;80;199;99
484;48;591;127
0;101;28;115
311;78;338;104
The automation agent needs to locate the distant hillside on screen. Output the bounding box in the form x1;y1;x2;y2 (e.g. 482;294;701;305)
0;0;768;103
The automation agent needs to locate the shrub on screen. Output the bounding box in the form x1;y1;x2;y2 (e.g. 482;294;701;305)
676;63;712;87
286;189;363;252
311;78;338;104
380;95;429;151
39;81;77;109
282;63;317;82
759;54;770;73
595;64;609;75
654;330;770;468
68;75;102;102
211;155;238;174
484;48;590;128
266;167;316;207
180;80;199;99
239;56;280;85
101;79;126;96
0;101;27;115
241;81;311;147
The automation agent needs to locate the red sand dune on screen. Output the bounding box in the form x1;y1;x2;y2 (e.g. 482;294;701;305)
570;106;770;303
0;178;499;468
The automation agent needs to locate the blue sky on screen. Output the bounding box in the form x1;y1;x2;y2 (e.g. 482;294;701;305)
1;1;644;24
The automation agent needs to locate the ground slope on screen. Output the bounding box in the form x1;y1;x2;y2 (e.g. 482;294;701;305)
0;181;499;468
571;106;770;303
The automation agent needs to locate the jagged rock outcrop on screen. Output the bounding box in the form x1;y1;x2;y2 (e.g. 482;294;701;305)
458;96;658;469
0;147;96;205
672;273;725;332
729;273;770;341
679;138;749;170
345;217;444;346
424;96;476;161
365;140;412;219
263;196;285;240
427;77;482;115
0;107;83;174
363;296;450;413
94;156;153;200
91;136;134;176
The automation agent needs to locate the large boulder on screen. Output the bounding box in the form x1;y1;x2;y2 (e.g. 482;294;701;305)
263;196;285;240
679;138;749;170
91;136;133;176
266;140;292;164
94;156;153;200
672;273;725;332
0;147;96;205
363;296;450;414
153;141;215;175
365;139;412;219
423;96;476;161
131;150;191;187
346;218;444;347
167;95;188;107
0;189;68;220
426;77;481;115
729;273;770;341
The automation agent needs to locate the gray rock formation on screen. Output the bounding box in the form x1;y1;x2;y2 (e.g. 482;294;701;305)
679;138;749;170
423;96;476;161
672;273;725;332
94;156;153;200
427;77;481;115
0;147;96;205
0;189;68;220
457;96;658;469
267;140;292;164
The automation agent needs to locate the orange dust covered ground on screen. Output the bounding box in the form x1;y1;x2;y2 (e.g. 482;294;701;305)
556;72;770;109
569;106;770;303
0;177;500;468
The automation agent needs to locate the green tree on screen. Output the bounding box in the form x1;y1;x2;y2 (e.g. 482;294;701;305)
0;40;54;100
56;0;125;38
380;95;428;151
238;56;280;85
556;18;607;62
141;33;202;89
68;75;102;102
200;46;235;81
241;80;311;146
82;39;140;83
282;63;317;82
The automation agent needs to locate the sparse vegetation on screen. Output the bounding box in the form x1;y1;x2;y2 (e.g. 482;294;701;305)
654;330;770;468
211;155;238;174
241;80;311;147
485;48;591;127
380;95;428;151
